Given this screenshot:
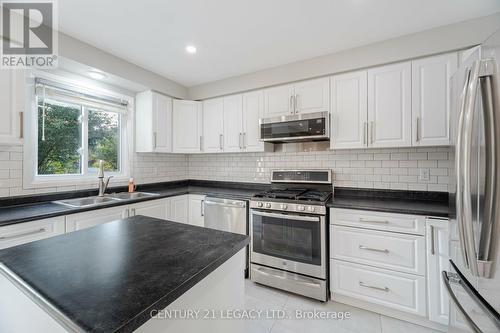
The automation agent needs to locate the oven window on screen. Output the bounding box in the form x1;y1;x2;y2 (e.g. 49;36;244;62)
261;118;325;139
252;212;321;265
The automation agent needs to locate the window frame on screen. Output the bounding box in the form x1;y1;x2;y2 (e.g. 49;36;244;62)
24;71;133;188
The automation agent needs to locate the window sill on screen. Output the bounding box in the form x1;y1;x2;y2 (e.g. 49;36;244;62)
25;175;130;189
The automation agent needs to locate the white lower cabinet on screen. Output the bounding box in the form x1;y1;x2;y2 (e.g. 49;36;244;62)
0;217;65;250
331;259;427;316
168;195;189;224
426;218;450;325
330;208;450;329
188;194;205;227
66;206;129;232
129;199;168;220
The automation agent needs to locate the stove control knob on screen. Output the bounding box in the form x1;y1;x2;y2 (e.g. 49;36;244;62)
280;204;288;210
298;205;305;211
257;202;263;208
307;206;315;212
265;203;272;208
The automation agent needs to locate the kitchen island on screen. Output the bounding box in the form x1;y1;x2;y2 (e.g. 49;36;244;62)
0;216;249;333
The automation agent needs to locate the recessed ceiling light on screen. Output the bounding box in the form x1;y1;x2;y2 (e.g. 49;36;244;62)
185;45;197;54
88;71;107;80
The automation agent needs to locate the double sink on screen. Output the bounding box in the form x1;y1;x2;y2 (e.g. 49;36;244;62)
53;192;160;208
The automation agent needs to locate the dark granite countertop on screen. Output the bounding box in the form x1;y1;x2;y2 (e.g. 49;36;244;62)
0;180;268;227
0;216;249;333
327;188;449;218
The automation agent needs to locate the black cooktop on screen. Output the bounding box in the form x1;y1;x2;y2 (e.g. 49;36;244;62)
253;188;331;202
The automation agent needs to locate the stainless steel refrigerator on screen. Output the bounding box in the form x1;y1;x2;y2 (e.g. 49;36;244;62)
446;29;500;332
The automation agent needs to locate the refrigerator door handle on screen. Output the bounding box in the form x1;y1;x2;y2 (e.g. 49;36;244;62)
456;68;472;272
442;271;483;333
475;59;499;278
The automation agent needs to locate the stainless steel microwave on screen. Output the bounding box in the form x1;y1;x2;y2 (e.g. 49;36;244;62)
259;111;329;143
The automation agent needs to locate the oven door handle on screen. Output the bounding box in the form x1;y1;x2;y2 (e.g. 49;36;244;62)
252;210;320;222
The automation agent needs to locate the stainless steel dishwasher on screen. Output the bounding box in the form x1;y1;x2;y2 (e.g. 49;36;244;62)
203;197;247;235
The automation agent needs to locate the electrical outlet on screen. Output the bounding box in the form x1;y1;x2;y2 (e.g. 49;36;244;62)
419;169;430;181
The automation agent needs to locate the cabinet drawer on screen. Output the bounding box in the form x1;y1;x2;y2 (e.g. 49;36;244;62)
330;208;425;235
330;225;425;275
0;217;65;250
330;260;426;316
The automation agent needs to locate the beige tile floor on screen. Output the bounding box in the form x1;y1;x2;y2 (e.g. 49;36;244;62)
244;280;442;333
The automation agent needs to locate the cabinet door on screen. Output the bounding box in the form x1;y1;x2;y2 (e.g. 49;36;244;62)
294;77;329;114
153;93;173;152
330;71;367;149
0;69;23;144
172;100;203;153
242;90;264;152
188;194;206;227
202;98;224;153
264;84;294;117
0;217;65;250
426;218;450;325
223;94;244;152
130;199;168;220
66;206;128;232
368;62;411;147
412;53;457;146
169;195;188;224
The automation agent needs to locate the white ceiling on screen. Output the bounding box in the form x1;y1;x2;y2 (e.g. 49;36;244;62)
59;0;500;87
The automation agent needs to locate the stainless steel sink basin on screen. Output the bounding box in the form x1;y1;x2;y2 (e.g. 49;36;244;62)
108;192;160;200
53;196;122;208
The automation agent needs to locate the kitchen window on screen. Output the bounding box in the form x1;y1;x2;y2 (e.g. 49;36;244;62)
24;75;132;186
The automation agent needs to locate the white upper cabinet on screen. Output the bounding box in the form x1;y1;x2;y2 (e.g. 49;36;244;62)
412;53;457;146
172;100;203;153
330;71;368;149
0;69;24;145
242;90;265;152
223;94;244;152
367;61;412;148
293;77;330;114
263;78;329;118
202;98;224;153
264;84;294;117
136;91;172;153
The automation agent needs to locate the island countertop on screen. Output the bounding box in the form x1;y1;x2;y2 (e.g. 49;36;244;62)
0;216;249;333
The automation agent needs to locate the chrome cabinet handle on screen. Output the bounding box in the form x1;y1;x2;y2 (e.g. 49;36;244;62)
153;132;157;149
239;133;243;149
219;134;223;150
19;111;24;139
370;121;375;144
131;208;136;216
289;95;294;114
363;122;368;145
294;94;298;114
359;281;389;292
359;218;389;224
359;245;389;253
430;225;436;255
201;199;205;217
416;117;420;142
0;228;46;240
243;132;246;148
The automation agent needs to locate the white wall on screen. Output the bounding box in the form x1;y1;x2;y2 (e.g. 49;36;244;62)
188;12;500;100
59;33;189;99
188;147;451;192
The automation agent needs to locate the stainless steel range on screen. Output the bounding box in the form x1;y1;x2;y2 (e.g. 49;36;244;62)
249;170;332;301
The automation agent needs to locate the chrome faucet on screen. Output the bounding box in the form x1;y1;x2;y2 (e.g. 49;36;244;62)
97;160;113;197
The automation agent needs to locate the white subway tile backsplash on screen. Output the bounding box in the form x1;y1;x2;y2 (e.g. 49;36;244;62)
0;144;451;198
